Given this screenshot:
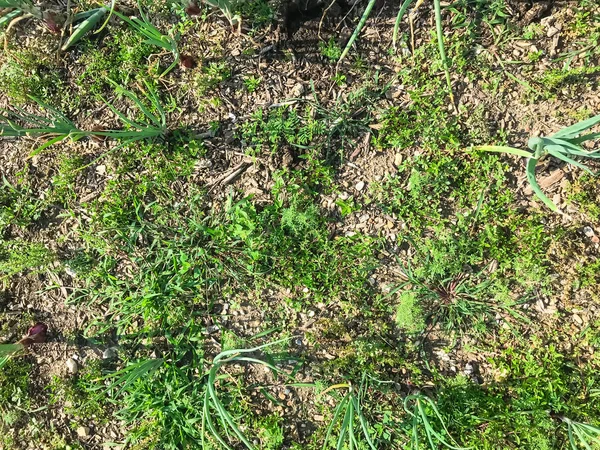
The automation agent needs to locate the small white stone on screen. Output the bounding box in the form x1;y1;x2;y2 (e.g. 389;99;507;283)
355;181;365;191
583;226;595;237
66;358;78;374
76;426;90;437
102;348;117;360
95;165;106;175
394;153;403;167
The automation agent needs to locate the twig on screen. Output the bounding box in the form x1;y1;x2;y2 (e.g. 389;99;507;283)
207;161;251;193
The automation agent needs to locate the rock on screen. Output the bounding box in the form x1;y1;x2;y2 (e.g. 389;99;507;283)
573;314;584;326
291;83;304;97
66;358;78;374
95;164;106;175
102;347;117;360
76;426;90;438
355;181;365;191
394;153;403;168
547;26;560;37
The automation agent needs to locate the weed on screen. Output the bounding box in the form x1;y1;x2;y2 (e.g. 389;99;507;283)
395;291;425;334
243;75;261;93
0;51;63;105
0;240;54;279
235;0;272;29
319;37;342;62
0;177;46;231
195;61;231;95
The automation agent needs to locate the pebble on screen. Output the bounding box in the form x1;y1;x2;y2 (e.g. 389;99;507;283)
102;347;117;360
547;26;560;37
66;358;78;374
355;181;365;191
573;314;584;326
394;153;403;167
291;83;305;97
95;164;106;176
76;426;90;438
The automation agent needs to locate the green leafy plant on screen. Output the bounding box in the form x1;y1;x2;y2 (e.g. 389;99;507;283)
387;256;520;334
404;393;468;450
321;375;377;450
113;4;180;77
0;80;168;157
477;114;600;211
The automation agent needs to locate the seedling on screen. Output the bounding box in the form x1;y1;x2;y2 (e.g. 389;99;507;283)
477;114;600;212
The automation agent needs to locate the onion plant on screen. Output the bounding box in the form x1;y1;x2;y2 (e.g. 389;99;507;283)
339;0;452;101
1;0;110;48
404;393;468;450
476;114;600;212
321;374;378;450
0;80;168;157
202;338;304;450
113;3;180;77
0;0;42;20
61;6;110;51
